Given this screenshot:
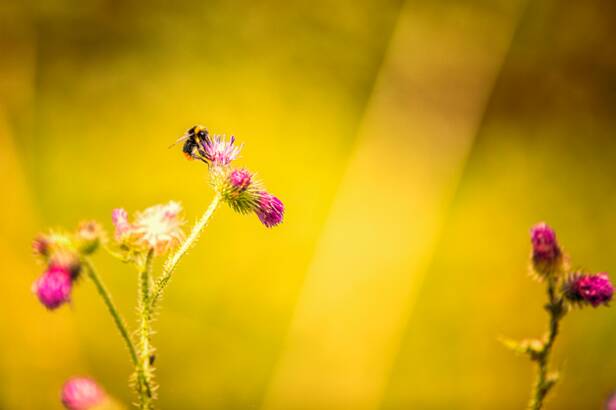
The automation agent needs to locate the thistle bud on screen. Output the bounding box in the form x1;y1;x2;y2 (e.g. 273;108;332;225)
76;221;103;255
33;266;73;310
218;168;262;214
563;272;613;307
61;377;106;410
256;192;284;228
530;222;563;277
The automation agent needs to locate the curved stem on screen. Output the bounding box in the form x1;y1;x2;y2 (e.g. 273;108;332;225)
148;194;221;311
82;258;138;366
137;249;155;410
528;278;563;410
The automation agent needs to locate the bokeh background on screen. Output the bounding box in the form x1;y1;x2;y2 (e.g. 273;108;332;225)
2;0;616;409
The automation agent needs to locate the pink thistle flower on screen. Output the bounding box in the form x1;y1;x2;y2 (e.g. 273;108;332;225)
530;222;563;277
256;192;284;228
61;377;106;410
113;202;185;255
32;265;73;310
564;272;613;307
201;134;242;166
229;168;252;192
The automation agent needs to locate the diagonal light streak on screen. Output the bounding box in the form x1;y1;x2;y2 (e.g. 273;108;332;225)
262;2;529;409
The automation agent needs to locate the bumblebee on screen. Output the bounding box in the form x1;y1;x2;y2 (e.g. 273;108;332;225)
169;125;210;163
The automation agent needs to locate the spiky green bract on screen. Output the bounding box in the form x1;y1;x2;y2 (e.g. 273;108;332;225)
210;167;262;214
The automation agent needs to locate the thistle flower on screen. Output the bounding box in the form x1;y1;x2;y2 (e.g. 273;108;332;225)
33;265;73;310
214;168;261;214
563;272;613;307
530;222;563;277
200;134;241;167
61;377;106;410
256;192;284;228
112;202;185;255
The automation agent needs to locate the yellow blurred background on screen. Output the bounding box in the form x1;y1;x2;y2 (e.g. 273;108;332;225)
2;0;616;409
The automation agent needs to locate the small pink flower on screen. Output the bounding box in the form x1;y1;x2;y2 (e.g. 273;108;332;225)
229;169;252;192
61;377;106;410
256;192;284;228
33;265;73;310
201;134;242;166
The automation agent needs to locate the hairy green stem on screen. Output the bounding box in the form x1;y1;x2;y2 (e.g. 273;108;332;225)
82;258;138;366
148;194;221;311
137;249;155;410
528;278;563;410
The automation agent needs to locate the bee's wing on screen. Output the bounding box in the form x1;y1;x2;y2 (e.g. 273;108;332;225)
168;134;190;149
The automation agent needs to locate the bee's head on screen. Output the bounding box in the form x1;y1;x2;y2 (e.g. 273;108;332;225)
189;125;208;140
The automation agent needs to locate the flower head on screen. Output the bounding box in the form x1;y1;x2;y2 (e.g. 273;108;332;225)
214;168;263;214
33;265;73;310
61;377;106;410
113;202;185;255
564;272;613;307
256;192;284;228
530;222;563;277
200;134;241;167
